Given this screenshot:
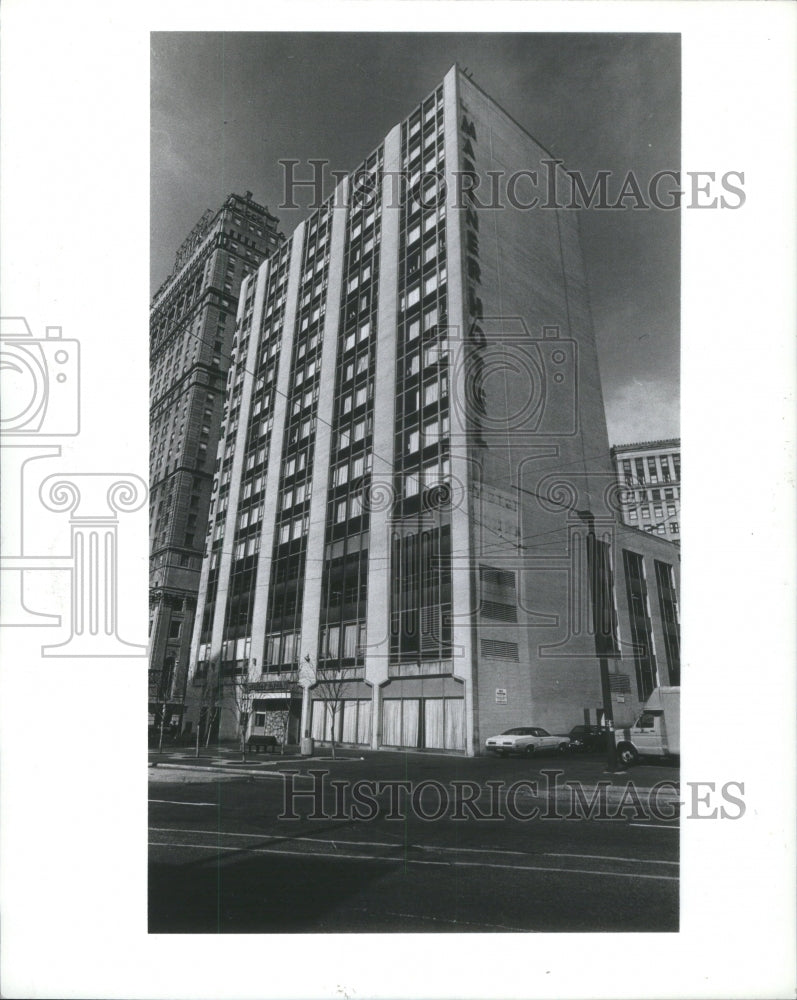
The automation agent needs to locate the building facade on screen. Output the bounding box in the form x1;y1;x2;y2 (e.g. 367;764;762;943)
183;68;681;753
611;439;681;543
149;193;283;731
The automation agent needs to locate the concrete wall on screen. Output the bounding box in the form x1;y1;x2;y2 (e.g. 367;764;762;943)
456;72;633;742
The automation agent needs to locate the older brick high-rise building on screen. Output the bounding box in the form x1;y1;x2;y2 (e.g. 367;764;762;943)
184;68;680;753
149;193;283;732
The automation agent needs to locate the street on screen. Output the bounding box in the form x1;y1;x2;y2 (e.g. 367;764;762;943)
149;748;679;933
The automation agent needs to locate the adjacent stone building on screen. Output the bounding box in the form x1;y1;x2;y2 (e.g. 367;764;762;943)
611;439;681;543
149;193;283;731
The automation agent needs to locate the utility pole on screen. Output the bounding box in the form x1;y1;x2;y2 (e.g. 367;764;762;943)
577;510;620;772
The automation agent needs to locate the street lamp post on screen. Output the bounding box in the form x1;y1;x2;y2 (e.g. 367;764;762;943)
299;654;315;755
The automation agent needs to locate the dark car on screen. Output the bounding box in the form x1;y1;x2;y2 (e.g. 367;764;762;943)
567;724;610;753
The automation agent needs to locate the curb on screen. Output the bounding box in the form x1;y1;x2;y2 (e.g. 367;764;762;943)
149;759;365;777
148;755;366;768
149;762;283;779
148;762;680;798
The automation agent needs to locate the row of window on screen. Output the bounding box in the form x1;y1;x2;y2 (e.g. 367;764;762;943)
265;631;300;668
404;457;451;497
319;622;367;660
403;413;450;454
261;208;335;649
628;504;678;519
316;149;384;652
624;487;680;503
398;265;447;311
277;514;309;545
640;522;680;535
200;241;294;646
234;536;261;562
394;99;449;534
621;454;680;485
332;452;374;487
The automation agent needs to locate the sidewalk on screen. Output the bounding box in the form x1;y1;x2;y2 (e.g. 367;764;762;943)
148;742;364;781
148;742;680;796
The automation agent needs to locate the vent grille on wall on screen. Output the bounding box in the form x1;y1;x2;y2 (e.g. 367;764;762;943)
480;599;518;622
479;566;516;591
480;638;519;661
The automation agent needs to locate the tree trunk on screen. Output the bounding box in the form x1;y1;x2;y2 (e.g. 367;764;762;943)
205;707;217;748
158;703;167;754
281;704;291;755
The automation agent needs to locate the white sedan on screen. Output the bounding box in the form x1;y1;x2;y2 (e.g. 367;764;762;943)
485;727;570;757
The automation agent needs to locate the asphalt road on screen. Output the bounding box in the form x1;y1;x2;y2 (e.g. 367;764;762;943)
149;750;679;933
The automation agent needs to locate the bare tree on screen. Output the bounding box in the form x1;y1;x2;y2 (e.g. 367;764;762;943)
194;662;221;759
149;657;184;753
308;655;358;760
227;659;254;762
156;691;180;754
150;670;169;754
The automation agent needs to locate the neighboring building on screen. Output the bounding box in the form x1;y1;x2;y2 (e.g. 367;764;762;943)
611;439;681;543
183;67;681;753
149;192;283;732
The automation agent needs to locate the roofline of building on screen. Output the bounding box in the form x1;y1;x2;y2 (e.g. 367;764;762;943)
151;191;282;307
453;63;561;164
616;520;681;553
610;438;680;455
153;67;569;311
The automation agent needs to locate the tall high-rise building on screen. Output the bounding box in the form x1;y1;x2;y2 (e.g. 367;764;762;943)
611;439;681;543
184;68;680;754
149;192;283;731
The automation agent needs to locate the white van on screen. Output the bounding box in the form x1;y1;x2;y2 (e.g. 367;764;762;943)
614;686;680;765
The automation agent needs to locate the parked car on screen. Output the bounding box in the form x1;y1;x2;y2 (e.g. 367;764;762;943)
567;724;611;754
485;727;570;757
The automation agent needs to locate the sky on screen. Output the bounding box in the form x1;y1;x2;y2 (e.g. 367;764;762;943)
151;32;680;446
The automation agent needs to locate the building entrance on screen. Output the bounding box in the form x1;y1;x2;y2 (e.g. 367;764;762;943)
251;697;301;744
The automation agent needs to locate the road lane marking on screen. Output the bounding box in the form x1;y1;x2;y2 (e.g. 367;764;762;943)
149;825;408;851
150;826;601;860
149;825;677;866
416;844;530;857
545;852;678;865
149;800;219;807
373;909;529;932
148;838;679;881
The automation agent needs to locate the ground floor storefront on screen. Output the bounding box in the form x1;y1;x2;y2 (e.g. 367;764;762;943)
310;694;466;752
